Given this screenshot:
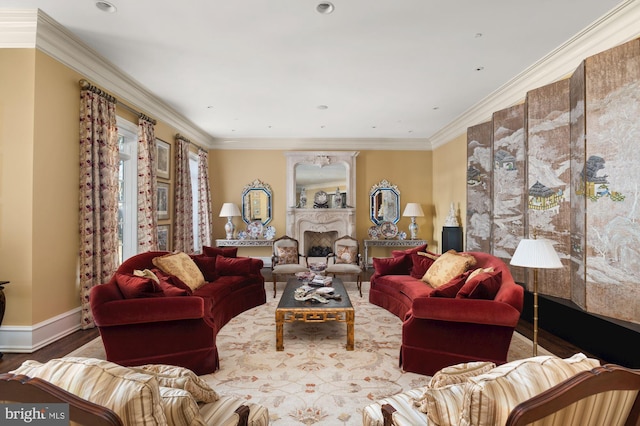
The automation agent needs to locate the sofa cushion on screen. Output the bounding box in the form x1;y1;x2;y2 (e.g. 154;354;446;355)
202;246;238;258
11;357;167;425
456;270;502;300
215;256;254;276
132;364;219;403
192;280;233;303
153;252;206;291
373;255;412;276
114;273;165;299
410;252;437;279
422;250;477;288
431;272;470;298
459;353;600;426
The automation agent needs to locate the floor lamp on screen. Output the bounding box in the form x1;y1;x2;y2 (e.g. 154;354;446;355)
510;237;562;356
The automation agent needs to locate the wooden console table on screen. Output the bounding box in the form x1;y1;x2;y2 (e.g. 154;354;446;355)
363;239;427;268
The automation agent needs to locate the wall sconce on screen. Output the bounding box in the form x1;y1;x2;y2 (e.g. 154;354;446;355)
219;203;241;240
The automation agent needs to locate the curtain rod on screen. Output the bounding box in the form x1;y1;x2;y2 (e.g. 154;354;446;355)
175;133;206;152
79;79;157;125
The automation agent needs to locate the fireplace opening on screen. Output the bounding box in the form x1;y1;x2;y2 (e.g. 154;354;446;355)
304;230;338;258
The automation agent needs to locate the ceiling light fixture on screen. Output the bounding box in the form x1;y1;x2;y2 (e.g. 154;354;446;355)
316;2;334;14
95;1;117;13
317;105;328;110
475;66;485;71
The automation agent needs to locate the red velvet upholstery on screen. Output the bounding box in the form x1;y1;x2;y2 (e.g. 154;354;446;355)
369;251;524;376
90;250;266;375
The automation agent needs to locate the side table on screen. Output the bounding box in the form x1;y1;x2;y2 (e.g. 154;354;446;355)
363;239;427;268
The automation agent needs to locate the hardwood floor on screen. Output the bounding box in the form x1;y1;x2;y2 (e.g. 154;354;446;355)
0;270;607;374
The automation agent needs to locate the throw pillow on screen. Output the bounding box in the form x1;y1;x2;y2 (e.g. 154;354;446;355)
422;250;477;288
152;268;193;295
410;252;437;279
391;243;428;257
431;271;471;298
467;267;495;282
158;387;204;426
429;361;496;389
416;383;468;423
191;254;219;282
133;268;160;283
335;244;357;264
11;357;167;425
216;256;253;276
456;270;502;300
152;252;206;291
202;245;238;258
114;273;164;299
132;364;219;403
276;246;299;264
459;353;600;426
372;255;412;276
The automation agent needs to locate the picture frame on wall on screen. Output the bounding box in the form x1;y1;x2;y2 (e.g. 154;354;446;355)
157;224;171;251
156;139;170;179
157;182;170;220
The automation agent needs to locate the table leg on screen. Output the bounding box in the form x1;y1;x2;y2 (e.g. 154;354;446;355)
346;310;355;351
275;310;284;351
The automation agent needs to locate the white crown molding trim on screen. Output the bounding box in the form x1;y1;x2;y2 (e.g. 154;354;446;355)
429;0;640;149
0;307;81;353
210;138;432;151
0;9;216;148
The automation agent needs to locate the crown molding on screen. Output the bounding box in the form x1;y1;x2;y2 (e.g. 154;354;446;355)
428;0;640;149
209;138;432;151
0;9;216;147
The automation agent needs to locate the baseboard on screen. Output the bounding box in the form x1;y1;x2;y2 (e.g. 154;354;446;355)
0;307;82;353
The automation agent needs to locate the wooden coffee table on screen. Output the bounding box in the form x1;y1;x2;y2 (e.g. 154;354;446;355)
275;277;354;351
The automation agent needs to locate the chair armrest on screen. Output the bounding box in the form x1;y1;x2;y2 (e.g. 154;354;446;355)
92;296;206;327
381;404;396;426
410;297;521;327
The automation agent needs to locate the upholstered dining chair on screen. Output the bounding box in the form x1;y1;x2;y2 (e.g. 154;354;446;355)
271;235;309;298
325;235;364;297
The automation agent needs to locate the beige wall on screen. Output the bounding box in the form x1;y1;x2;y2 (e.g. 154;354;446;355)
431;134;468;252
209;149;434;258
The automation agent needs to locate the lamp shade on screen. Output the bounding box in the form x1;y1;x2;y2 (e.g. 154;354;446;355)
510;238;563;269
402;203;424;217
219;202;241;217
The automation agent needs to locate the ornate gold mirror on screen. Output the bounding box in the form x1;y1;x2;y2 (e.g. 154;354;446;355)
241;179;273;225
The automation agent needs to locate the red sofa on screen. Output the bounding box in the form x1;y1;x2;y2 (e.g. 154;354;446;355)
90;248;266;375
369;249;524;376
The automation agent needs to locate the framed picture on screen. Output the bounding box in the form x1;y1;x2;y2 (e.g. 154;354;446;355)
157;224;171;251
156;139;170;179
157;182;170;220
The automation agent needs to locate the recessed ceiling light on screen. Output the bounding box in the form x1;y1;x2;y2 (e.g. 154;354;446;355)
475;33;483;38
317;105;328;110
95;1;117;13
316;2;334;14
475;66;485;71
433;106;440;110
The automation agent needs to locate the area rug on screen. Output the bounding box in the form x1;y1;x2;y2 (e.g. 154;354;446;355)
68;282;551;425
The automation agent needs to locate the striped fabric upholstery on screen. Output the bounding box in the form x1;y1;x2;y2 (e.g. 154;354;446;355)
199;395;270;426
11;357;167;425
159;387;205;426
429;361;496;389
459;354;600;426
132;364;219;403
362;387;428;426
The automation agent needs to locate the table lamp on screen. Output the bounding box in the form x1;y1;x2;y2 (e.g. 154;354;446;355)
510;237;562;356
219;203;241;239
402;203;424;240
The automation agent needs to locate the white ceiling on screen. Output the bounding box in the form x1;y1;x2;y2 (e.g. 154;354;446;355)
0;0;632;148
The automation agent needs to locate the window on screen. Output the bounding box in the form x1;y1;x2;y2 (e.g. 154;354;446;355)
189;152;200;253
117;117;138;263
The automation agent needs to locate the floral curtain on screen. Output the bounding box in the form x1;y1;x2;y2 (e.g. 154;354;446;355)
197;148;213;248
137;117;158;252
173;136;194;252
78;82;119;329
